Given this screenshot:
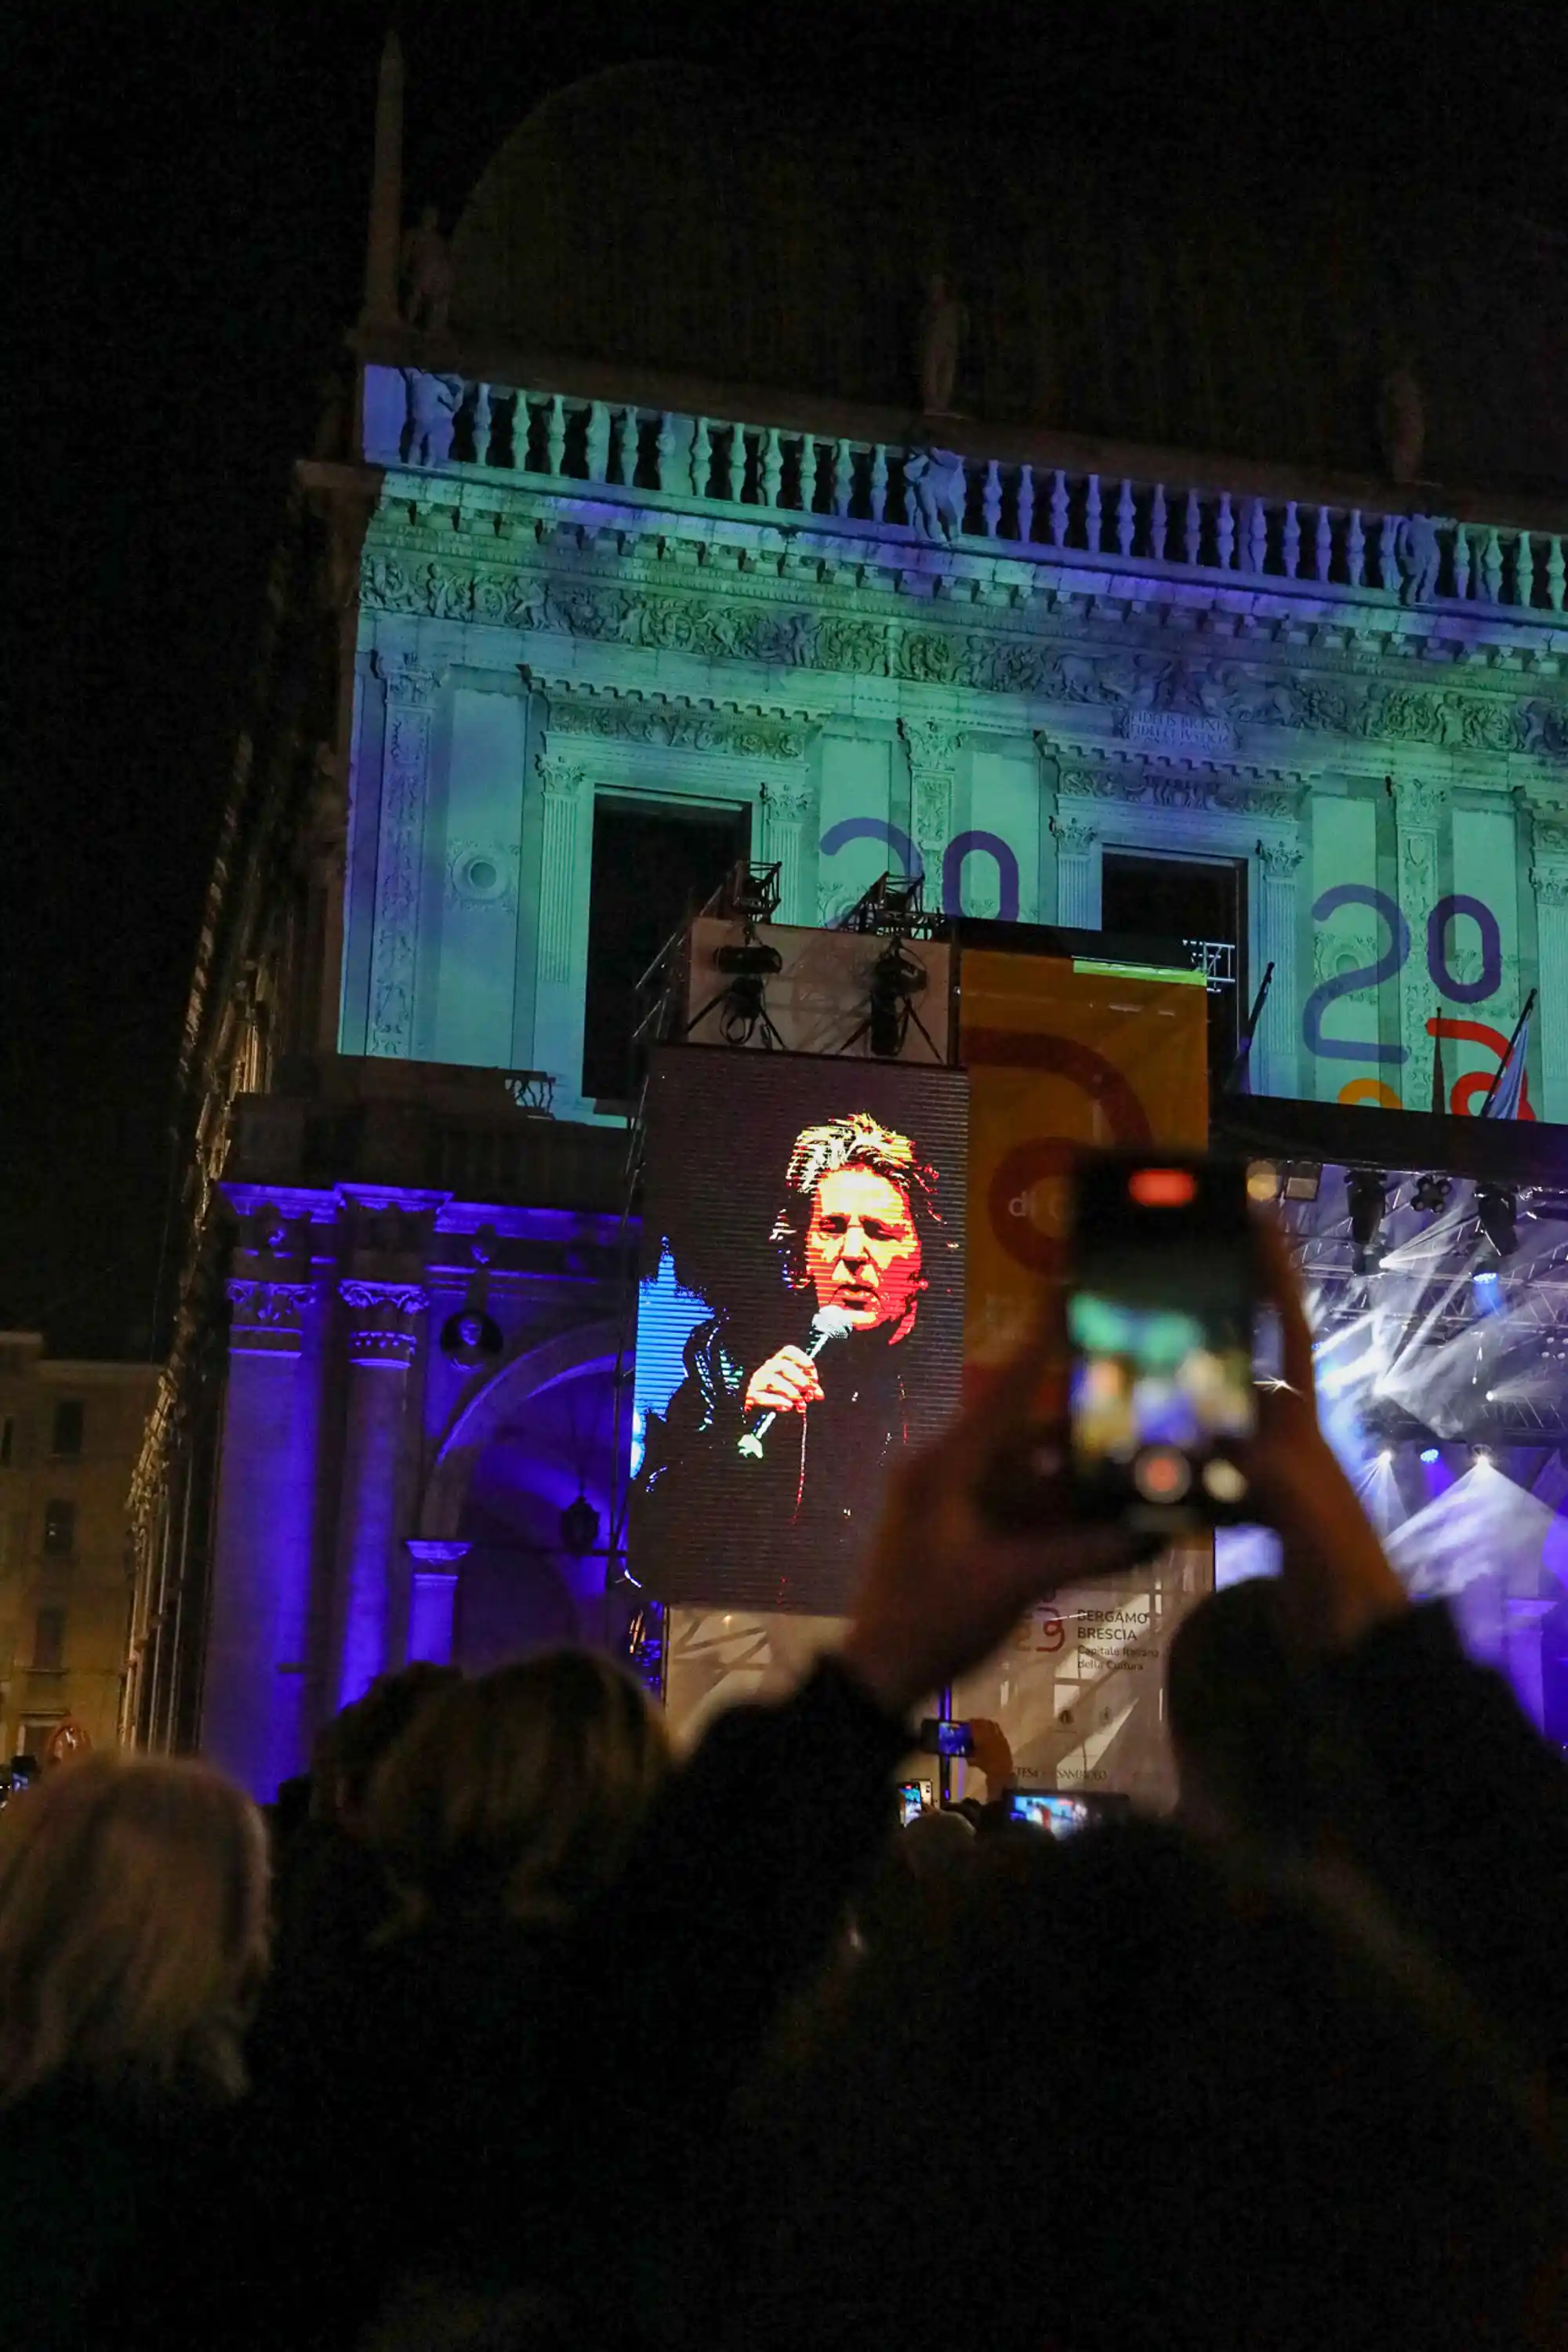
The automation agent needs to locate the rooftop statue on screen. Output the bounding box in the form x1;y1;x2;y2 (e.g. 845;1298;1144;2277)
1395;511;1446;605
903;447;966;544
917;272;966;416
401;205;455;335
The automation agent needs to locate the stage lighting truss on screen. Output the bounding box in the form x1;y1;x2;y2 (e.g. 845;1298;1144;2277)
719;859;782;927
836;869;945;941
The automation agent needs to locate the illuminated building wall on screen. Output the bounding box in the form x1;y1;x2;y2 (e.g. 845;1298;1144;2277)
341;359;1568;1131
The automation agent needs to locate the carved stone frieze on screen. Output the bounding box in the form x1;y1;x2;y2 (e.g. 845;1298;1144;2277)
1533;867;1568;908
544;694;805;759
361;543;1568;757
1057;762;1301;819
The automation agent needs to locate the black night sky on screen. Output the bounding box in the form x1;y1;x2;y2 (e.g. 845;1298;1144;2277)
7;0;1568;1357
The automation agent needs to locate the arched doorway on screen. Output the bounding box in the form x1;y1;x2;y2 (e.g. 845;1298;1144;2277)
420;1322;627;1671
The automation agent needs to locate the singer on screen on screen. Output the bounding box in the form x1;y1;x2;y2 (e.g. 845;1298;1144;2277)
636;1112;942;1567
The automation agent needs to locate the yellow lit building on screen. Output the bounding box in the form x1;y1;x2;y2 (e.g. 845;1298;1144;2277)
0;1336;160;1764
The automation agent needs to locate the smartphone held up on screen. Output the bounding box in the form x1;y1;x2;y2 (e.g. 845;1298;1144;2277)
1066;1153;1256;1534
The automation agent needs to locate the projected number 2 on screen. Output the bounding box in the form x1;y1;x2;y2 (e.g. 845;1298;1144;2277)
1302;886;1505;1066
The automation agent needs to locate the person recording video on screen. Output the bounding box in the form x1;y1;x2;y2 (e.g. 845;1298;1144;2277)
636;1112;946;1590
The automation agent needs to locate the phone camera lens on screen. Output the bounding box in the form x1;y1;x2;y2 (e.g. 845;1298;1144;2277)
1133;1447;1191;1503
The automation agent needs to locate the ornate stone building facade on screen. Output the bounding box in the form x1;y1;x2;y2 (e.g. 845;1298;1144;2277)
128;48;1568;1794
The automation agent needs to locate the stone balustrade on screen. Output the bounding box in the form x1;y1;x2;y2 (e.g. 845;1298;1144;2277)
365;365;1568;619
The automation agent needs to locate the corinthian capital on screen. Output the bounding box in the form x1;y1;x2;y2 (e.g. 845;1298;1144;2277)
900;717;961;775
339;1279;428;1366
536;753;586;800
226;1279;315;1356
373;651;438;708
1256;837;1305;882
1388;775;1449;830
1052;811;1099;858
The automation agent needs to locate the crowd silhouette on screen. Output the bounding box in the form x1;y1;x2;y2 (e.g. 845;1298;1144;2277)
2;1229;1564;2349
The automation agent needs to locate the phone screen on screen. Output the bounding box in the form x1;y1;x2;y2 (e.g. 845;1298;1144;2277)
1008;1791;1093;1838
898;1781;926;1826
1069;1156;1255;1526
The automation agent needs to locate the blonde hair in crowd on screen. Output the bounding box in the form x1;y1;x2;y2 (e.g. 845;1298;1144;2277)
367;1650;670;1930
0;1756;269;2107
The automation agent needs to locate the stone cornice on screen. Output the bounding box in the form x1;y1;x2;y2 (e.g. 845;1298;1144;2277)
362;536;1568;758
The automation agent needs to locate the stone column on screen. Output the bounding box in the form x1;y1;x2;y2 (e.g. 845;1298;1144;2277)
1052;810;1101;927
332;1281;426;1710
535;753;587;987
205;1280;322;1800
1254;836;1305;1098
1390;776;1448;1081
367;655;437;1058
405;1539;470;1664
760;775;815;924
1530;833;1568;1121
900;718;960;912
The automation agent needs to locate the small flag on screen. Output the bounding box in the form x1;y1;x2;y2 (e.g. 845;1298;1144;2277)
1480;991;1536;1120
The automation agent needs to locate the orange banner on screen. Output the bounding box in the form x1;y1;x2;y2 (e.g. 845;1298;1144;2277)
960;950;1209;1368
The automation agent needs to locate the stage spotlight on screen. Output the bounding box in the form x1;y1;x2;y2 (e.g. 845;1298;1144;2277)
1346;1170;1386;1271
1412;1173;1450;1216
1475;1184;1519;1258
866;939;929;1058
559;1494;600;1556
1282;1161;1322;1203
1246;1160;1280;1203
1377;1447;1393;1464
712;937;783;1044
1419;1446;1439;1464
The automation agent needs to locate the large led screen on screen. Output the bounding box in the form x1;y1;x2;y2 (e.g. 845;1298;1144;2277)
632;1047;969;1614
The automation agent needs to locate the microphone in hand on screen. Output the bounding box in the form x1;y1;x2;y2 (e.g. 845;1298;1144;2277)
737;1305;855;1460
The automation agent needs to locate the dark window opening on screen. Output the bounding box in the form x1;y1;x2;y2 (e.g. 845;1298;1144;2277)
51;1400;84;1457
1100;851;1246;1088
42;1500;74;1557
0;1418;12;1468
32;1609;65;1671
583;797;751;1103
